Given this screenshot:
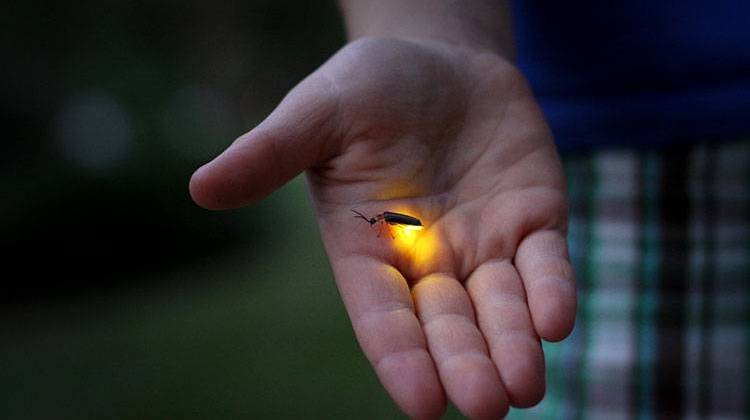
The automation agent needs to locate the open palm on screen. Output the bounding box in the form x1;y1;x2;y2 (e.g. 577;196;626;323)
190;38;576;419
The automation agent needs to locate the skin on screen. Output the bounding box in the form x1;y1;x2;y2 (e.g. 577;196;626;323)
190;3;576;419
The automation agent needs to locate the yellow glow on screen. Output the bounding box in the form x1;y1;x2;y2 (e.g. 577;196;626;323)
412;228;440;273
387;208;439;274
392;224;424;248
373;181;425;201
388;206;424;251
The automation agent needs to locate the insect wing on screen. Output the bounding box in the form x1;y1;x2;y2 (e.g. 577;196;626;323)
383;211;422;227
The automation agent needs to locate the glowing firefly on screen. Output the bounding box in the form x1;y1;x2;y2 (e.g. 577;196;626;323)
351;209;424;238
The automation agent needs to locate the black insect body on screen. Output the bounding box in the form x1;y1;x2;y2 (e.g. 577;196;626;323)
352;209;423;238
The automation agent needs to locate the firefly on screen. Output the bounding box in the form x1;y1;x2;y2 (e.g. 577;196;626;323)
352;209;424;238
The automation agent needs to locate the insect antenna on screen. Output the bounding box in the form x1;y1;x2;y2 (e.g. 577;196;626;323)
351;209;373;225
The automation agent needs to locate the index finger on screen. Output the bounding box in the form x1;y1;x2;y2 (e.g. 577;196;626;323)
332;255;446;419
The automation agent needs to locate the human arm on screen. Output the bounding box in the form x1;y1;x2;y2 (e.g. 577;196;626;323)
339;0;513;57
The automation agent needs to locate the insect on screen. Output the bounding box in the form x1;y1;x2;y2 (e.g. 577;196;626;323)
351;209;424;238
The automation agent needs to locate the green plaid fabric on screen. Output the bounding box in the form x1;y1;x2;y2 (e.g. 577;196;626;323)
510;139;750;419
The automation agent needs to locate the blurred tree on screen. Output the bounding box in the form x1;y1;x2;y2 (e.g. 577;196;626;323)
1;0;344;300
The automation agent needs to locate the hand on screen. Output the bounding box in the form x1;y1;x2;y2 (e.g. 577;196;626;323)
190;37;576;419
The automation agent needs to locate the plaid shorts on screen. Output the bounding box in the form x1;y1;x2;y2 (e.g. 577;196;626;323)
510;139;750;419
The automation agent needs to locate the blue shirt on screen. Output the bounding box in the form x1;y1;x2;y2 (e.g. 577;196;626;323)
512;1;750;152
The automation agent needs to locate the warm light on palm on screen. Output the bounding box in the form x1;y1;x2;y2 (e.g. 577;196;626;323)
190;38;576;420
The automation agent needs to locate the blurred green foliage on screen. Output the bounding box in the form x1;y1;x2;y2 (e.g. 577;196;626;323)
2;179;408;419
1;0;347;293
0;1;475;418
1;0;412;418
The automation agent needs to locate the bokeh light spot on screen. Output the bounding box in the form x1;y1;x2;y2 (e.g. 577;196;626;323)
55;91;133;172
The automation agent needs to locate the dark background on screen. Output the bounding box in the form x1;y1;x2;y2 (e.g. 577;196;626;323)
0;1;517;418
1;1;420;418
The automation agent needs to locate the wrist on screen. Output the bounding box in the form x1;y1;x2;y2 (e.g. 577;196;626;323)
338;0;514;60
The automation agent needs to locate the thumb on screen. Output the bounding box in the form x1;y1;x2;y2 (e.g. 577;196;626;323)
189;76;340;210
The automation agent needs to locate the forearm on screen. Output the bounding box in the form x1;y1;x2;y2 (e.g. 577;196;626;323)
338;0;514;58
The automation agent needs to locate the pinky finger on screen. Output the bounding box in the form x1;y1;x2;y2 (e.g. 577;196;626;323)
514;229;577;342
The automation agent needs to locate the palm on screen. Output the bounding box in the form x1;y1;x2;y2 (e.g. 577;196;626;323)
191;38;576;419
